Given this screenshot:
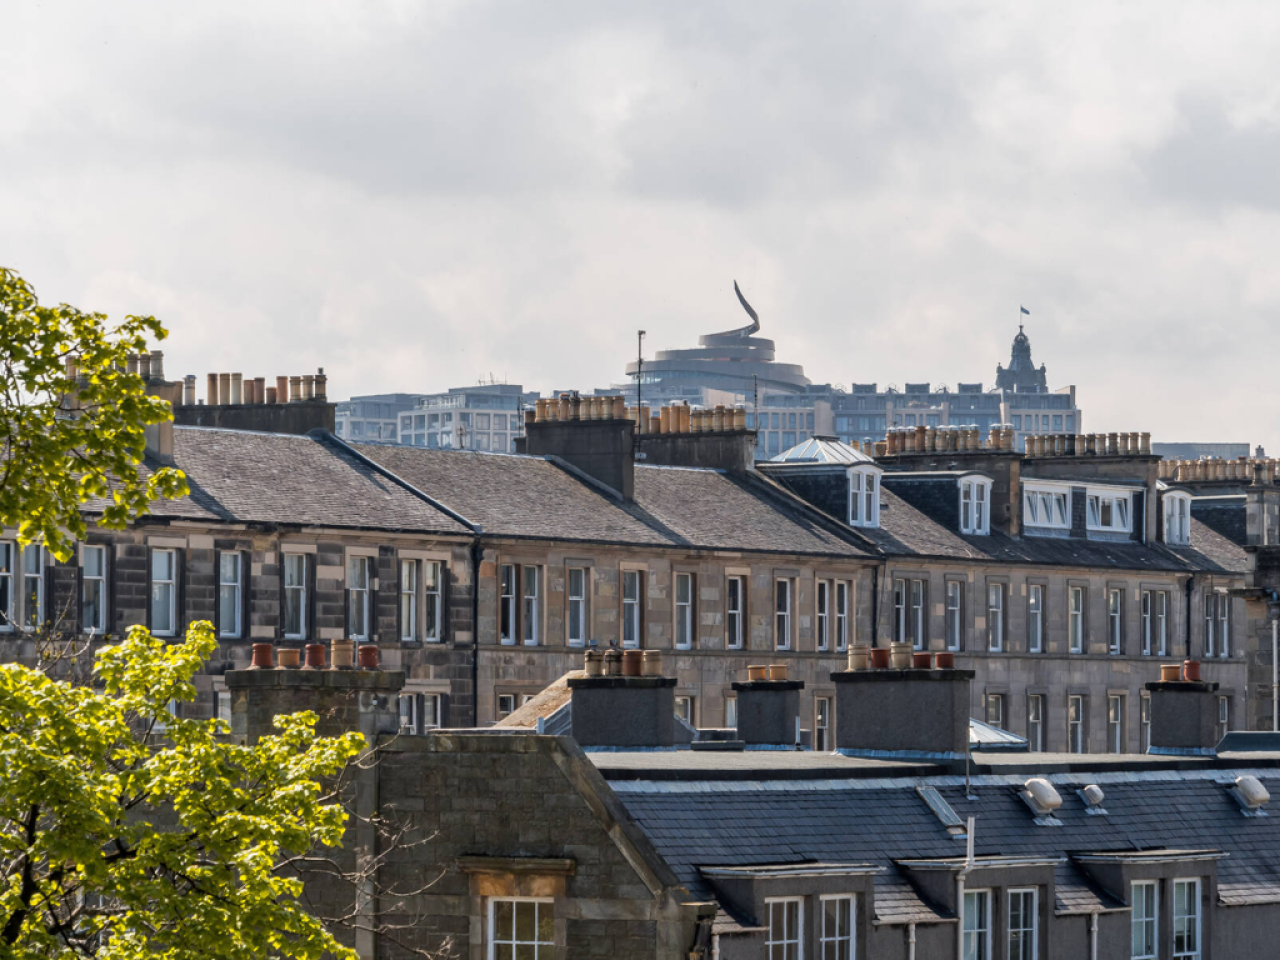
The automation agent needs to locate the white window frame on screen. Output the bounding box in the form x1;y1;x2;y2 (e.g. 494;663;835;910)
1007;887;1037;960
0;541;12;632
622;569;642;648
1131;881;1158;960
521;565;540;646
1218;695;1230;741
1173;878;1201;960
766;897;803;960
1217;592;1230;657
815;697;831;752
283;553;307;640
1027;694;1044;751
1108;694;1124;754
422;560;442;642
1069;586;1084;654
399;559;417;642
675;572;694;650
962;888;991;960
726;575;745;650
487;897;554;960
1086;488;1133;533
1164;492;1192;546
986;693;1004;729
819;893;855;960
945;580;962;651
987;583;1004;653
1023;483;1071;530
960;477;992;535
218;551;242;639
149;547;175;637
674;695;693;724
567;567;587;647
499;564;516;645
1108;588;1123;655
774;579;792;651
1068;695;1085;754
725;694;738;729
816;579;830;652
848;466;881;528
496;693;516;719
347;555;372;642
910;579;925;650
81;544;107;635
1028;584;1043;654
835;581;849;652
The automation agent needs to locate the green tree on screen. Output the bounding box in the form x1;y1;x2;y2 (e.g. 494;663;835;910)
0;622;366;959
0;268;187;561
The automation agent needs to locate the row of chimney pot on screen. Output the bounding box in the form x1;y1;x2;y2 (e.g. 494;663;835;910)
529;394;627;424
583;648;665;677
248;639;379;671
1159;457;1280;484
124;351;166;381
844;643;956;671
882;426;1154;458
1024;431;1152;457
882;424;1017;454
198;369;328;407
527;394;751;434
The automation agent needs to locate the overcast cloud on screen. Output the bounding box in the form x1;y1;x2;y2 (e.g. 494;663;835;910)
4;1;1280;448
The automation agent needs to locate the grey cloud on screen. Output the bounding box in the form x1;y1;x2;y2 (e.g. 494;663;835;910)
1142;96;1280;209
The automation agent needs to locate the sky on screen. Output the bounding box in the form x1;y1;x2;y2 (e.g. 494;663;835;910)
4;1;1280;448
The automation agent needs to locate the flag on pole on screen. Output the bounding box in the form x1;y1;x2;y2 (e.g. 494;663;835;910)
1020;306;1030;315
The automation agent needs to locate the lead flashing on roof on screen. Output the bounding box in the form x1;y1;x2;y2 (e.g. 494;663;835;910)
1072;850;1228;865
700;863;885;879
897;856;1066;871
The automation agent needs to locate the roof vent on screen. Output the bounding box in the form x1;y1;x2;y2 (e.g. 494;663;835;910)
1021;777;1064;824
1077;784;1108;816
1231;775;1271;816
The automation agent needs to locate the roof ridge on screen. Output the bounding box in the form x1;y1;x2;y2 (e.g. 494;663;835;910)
311;430;480;532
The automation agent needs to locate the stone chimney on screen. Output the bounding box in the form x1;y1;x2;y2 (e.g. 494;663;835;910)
224;666;406;744
567;674;676;748
1144;679;1222;756
634;402;757;473
519;394;635;500
731;673;803;747
832;666;975;762
1246;464;1280;547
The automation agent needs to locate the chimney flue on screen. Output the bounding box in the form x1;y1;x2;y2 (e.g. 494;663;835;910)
230;373;243;405
289;376;302;403
315;368;327;402
207;373;219;406
183;375;196;406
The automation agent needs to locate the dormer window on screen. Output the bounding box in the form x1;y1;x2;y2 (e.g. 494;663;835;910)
848;466;881;528
1024;485;1070;530
959;477;992;535
1164;492;1191;546
1086;489;1132;533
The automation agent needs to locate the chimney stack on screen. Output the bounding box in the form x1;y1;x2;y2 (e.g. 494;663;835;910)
731;669;803;747
224;663;405;744
183;375;196;406
568;672;676;748
1145;678;1222;755
832;665;974;762
519;394;635;500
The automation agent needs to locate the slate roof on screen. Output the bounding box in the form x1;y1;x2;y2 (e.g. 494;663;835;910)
609;766;1280;920
857;489;1247;575
353;444;871;557
107;427;471;534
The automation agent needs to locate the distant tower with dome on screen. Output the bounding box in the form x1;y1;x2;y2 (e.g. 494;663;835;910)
995;325;1049;394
